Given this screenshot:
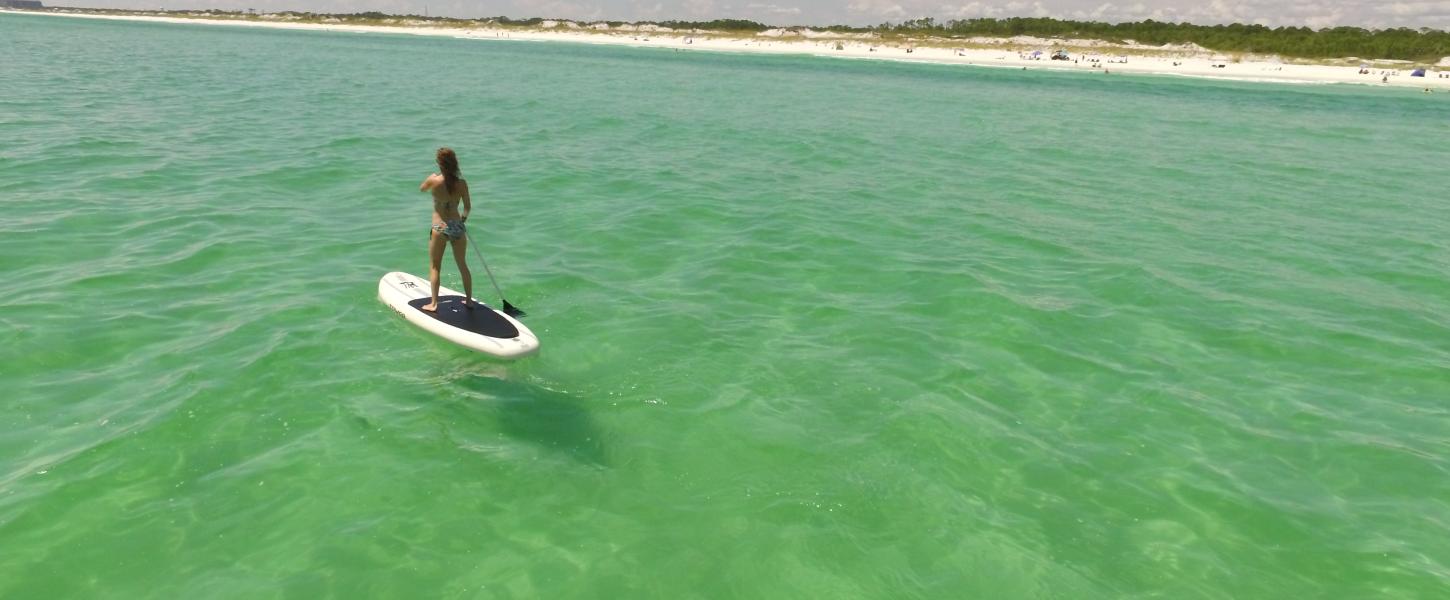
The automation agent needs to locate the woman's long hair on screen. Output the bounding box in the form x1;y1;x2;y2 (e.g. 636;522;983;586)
436;147;461;194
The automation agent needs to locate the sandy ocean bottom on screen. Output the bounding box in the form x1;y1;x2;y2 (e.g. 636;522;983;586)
2;13;1449;598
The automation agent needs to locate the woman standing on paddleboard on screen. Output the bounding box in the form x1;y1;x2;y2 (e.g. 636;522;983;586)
419;147;473;312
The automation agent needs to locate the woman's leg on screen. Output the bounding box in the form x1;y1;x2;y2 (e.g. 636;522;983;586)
449;235;473;307
421;230;448;312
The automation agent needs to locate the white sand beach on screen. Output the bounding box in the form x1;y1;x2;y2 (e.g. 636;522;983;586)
9;9;1450;90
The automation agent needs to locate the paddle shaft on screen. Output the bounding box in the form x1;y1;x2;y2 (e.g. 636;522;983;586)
465;232;507;304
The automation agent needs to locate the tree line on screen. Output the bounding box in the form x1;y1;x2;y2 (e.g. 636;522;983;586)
543;15;1450;61
642;16;1450;61
875;17;1450;61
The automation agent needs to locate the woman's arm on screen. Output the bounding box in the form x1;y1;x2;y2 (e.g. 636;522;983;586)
460;180;472;221
419;173;439;192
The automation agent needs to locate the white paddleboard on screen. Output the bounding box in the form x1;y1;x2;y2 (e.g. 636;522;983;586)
378;271;540;359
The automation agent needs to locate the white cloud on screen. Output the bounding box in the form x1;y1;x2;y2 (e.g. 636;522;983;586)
848;0;908;19
939;2;1004;18
511;0;604;20
1388;1;1450;16
682;0;716;17
747;2;803;14
1302;11;1344;28
628;0;667;18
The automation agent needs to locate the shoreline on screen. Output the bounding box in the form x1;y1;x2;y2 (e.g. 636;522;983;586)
7;9;1450;90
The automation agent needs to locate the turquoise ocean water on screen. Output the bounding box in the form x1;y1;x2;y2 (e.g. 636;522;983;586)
3;12;1449;598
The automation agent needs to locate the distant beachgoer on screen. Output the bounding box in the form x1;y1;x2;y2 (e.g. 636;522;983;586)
1383;75;1389;83
419;147;473;312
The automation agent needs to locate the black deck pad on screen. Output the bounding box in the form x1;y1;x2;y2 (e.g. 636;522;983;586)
408;295;520;339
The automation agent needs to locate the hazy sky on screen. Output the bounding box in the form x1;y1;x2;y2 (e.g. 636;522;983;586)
57;0;1450;29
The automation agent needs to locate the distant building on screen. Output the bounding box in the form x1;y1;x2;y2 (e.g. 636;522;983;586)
0;0;45;7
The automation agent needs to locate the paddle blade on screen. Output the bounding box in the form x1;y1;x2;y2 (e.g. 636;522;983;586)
503;300;527;319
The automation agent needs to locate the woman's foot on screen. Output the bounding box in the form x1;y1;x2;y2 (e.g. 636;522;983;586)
420;303;438;312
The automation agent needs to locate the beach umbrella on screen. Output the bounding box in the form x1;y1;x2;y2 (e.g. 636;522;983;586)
1031;50;1043;56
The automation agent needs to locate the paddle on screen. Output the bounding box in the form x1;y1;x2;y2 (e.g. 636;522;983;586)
464;227;526;318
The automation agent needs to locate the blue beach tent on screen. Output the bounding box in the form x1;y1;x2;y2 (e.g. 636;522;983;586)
1411;69;1426;77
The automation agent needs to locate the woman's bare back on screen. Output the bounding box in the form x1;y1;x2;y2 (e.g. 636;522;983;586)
423;174;469;223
